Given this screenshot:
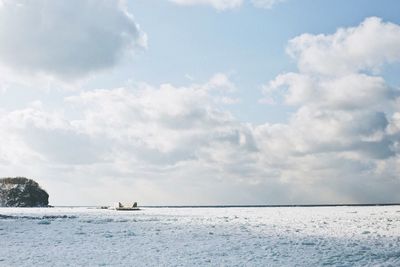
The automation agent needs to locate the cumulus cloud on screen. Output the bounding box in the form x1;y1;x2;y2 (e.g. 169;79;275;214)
169;0;283;10
0;74;264;204
0;0;146;80
264;73;398;109
259;17;400;202
287;17;400;76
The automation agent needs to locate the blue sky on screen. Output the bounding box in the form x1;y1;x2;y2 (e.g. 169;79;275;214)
0;0;400;205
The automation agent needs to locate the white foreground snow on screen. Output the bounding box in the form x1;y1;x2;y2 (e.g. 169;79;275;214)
1;206;400;266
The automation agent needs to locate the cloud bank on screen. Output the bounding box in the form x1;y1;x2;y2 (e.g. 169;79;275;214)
259;17;400;202
0;0;146;80
1;16;400;205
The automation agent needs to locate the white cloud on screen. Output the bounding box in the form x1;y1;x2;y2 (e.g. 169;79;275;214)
287;17;400;76
0;74;263;205
258;17;400;203
0;0;146;80
206;73;236;92
264;73;397;109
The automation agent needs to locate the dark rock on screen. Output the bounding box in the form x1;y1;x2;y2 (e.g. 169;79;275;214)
0;177;49;207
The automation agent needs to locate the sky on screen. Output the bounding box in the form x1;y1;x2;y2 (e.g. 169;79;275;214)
1;0;400;205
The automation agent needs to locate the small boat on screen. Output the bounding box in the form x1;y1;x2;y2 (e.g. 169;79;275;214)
114;202;140;211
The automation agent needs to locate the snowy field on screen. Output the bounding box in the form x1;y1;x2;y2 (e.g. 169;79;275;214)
1;206;400;266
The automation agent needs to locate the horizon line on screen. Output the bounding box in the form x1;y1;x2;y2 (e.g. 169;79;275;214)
46;203;400;208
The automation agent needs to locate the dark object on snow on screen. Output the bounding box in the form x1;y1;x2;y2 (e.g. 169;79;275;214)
0;177;49;207
115;202;140;211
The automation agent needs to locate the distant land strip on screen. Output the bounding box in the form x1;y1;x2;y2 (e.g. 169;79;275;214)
141;203;400;208
49;203;400;209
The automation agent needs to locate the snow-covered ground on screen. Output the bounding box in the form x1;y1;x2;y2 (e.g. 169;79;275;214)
1;206;400;266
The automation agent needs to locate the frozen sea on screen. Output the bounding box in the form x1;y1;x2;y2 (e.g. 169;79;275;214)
1;206;400;266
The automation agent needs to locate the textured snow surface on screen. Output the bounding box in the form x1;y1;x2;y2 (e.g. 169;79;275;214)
1;206;400;266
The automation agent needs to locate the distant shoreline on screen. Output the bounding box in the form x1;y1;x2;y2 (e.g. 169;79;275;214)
141;204;400;208
36;203;400;209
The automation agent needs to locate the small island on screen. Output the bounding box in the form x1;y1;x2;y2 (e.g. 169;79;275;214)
0;177;49;207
